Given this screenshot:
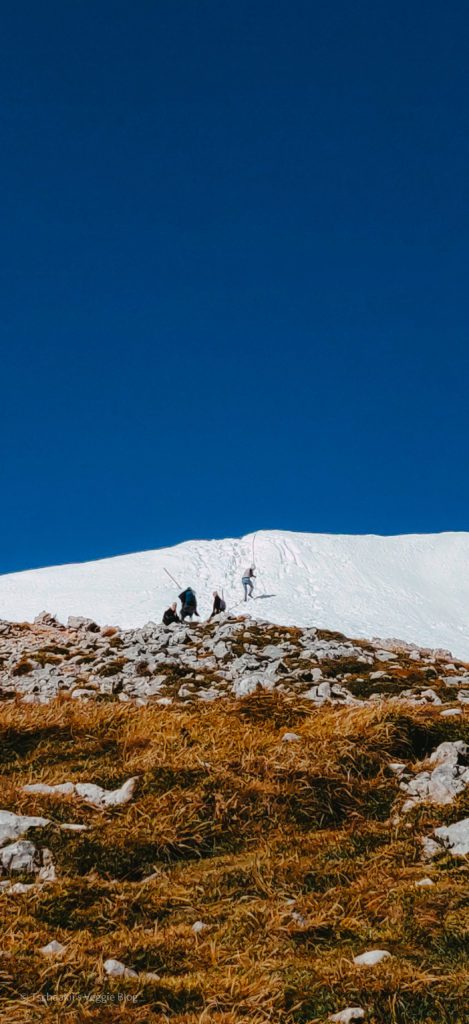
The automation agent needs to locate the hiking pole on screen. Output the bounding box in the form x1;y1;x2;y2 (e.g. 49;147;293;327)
164;567;182;589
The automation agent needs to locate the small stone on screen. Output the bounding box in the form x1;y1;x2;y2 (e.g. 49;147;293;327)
104;958;138;978
38;848;56;882
422;836;441;860
415;877;434;887
440;708;462;717
420;688;442;705
353;949;391;966
262;644;286;659
22;693;51;705
67;616;99;632
281;732;301;743
0;881;35;894
290;910;307;926
41;940;65;956
329;1010;365;1023
59;823;88;832
192;920;208;934
34;611;58;626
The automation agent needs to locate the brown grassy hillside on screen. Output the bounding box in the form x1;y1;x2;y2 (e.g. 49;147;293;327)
0;694;468;1023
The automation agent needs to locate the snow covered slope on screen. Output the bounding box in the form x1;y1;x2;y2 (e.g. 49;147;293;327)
1;530;469;657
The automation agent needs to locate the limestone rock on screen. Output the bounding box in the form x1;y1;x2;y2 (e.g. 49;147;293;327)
329;1010;365;1023
423;817;469;859
23;777;138;809
401;741;469;811
23;782;75;797
67;616;100;632
41;940;66;956
0;810;50;847
71;688;97;700
75;776;138;809
0;840;39;874
353;949;391;966
104;958;138;978
192;920;208;934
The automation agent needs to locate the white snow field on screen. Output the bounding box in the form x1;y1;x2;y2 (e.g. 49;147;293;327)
1;530;469;658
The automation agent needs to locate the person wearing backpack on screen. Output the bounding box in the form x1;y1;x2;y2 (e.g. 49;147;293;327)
179;587;199;621
242;567;256;601
209;591;226;619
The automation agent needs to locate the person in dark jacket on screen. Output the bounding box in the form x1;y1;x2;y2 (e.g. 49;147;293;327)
179;587;199;621
163;602;180;626
209;591;226;619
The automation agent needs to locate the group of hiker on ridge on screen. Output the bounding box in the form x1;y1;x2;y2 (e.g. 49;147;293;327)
162;566;256;626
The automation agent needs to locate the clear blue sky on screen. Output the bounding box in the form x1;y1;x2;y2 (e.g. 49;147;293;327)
2;1;469;573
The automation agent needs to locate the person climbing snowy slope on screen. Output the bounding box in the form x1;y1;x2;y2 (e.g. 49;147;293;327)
179;587;199;621
242;567;256;601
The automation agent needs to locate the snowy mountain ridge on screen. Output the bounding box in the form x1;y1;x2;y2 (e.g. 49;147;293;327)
1;529;469;657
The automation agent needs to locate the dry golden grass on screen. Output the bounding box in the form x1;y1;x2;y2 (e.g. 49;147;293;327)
0;694;468;1023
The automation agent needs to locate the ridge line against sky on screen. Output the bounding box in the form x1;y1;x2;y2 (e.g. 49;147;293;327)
2;528;469;579
2;1;469;574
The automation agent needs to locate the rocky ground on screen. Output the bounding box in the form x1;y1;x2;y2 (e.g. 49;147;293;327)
2;609;469;710
0;613;468;1022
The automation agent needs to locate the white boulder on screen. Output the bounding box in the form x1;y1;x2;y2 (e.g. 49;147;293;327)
75;776;138;809
401;741;469;812
0;810;50;846
0;840;39;874
23;783;75;796
423;818;469;859
23;777;138;809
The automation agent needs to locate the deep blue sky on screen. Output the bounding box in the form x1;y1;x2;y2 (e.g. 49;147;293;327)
2;1;469;573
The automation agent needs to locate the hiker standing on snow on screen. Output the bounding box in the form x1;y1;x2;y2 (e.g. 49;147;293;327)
162;602;180;626
179;587;199;622
209;591;226;619
242;567;256;601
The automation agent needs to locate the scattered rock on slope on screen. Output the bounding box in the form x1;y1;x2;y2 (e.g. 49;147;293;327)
422;818;469;859
400;741;469;812
0;613;467;710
